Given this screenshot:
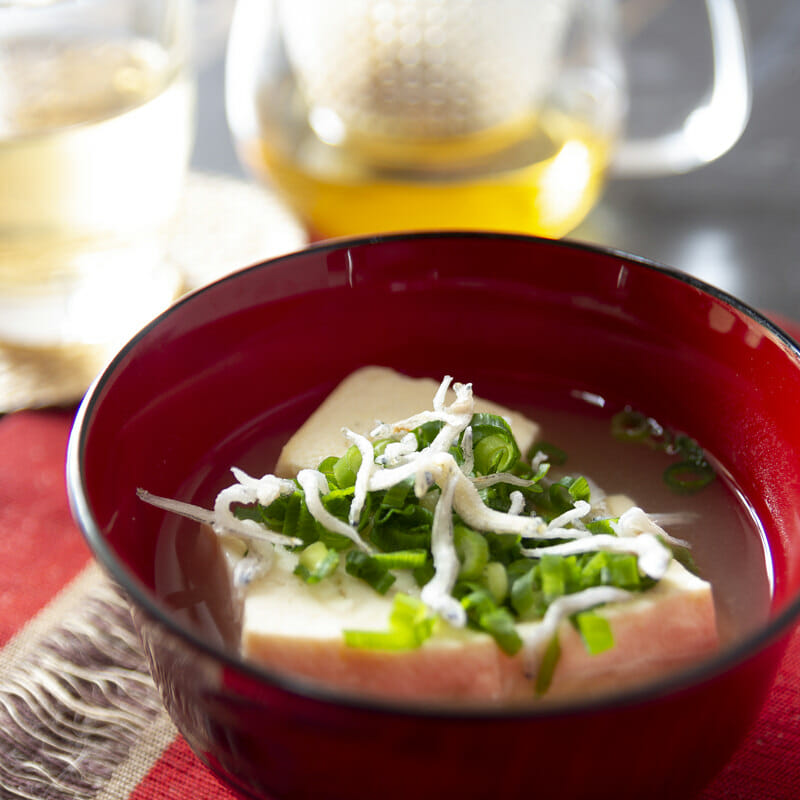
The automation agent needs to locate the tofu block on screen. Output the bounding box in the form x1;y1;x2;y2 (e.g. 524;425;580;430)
275;366;539;477
535;560;718;700
233;367;718;703
242;553;717;703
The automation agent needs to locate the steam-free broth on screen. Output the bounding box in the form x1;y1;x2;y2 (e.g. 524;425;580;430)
152;380;771;691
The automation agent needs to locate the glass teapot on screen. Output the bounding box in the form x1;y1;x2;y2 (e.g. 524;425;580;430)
226;0;749;239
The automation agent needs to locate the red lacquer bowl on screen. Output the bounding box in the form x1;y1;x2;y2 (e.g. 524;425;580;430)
67;233;800;800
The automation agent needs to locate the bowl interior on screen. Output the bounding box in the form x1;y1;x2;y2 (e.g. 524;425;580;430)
71;232;800;706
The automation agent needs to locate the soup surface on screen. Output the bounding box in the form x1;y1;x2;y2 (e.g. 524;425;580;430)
152;377;772;685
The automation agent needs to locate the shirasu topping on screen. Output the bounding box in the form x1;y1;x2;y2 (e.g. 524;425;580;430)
521;586;634;676
137;480;300;548
138;375;696;684
420;460;465;626
520;532;672;581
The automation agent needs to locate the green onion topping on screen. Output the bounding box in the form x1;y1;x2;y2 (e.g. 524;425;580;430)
343;594;435;651
611;406;715;494
294;541;340;584
146;380;695;697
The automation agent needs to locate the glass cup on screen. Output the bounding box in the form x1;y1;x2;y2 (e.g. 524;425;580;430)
0;0;194;348
225;0;750;240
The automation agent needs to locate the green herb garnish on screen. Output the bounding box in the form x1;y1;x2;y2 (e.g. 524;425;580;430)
528;440;567;465
663;461;715;493
343;593;436;650
575;611;614;655
222;404;685;695
535;634;561;695
611;406;715;494
454;525;490;580
345;550;396;595
294;541;340;584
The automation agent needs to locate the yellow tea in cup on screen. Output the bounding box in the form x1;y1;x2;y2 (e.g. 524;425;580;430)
226;0;749;240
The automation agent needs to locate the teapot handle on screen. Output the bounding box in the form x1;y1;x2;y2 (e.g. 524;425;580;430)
611;0;751;177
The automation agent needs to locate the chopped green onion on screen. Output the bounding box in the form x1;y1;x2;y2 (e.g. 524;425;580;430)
381;477;414;509
342;628;417;650
580;551;641;590
575;611;614;655
278;492;299;538
529;441;567;465
370;503;433;552
611;408;651;442
513;459;550;487
482;561;509;604
523;473;595;521
585;518;617;536
479;607;523;655
506;557;535;582
673;433;707;464
390;592;433;629
213;391;689;686
317;455;338;483
548;481;575;514
473;434;514;475
461;588;523;655
371;550;428;570
567;476;591;503
372;438;393;458
320;486;353;519
469;414;520;474
233;499;286;532
484;531;524;566
535;634;561;695
469;413;517;438
540;555;584;602
413;420;445;450
294;541;339;584
333;445;362;489
314;487;360;549
605;553;641;588
540;554;566;601
663;461;715;494
454;525;489;580
461;587;495;619
345;550;396;594
671;544;700;576
510;563;544;620
412;559;436;587
281;492;321;545
478;480;518;514
612;407;715;494
343;593;435;651
298;540;329;569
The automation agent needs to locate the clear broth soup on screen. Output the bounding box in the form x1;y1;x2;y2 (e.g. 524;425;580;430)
152;380;772;687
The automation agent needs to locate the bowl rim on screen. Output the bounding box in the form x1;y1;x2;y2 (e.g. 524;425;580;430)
67;230;800;719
